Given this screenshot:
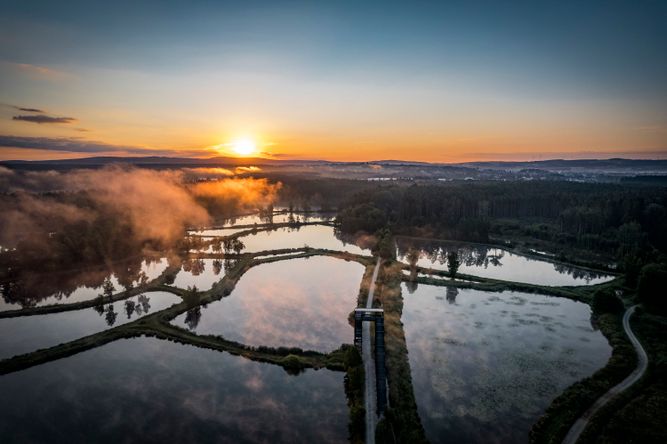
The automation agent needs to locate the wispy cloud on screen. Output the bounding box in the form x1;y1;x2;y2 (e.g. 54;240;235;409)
0;135;208;157
0;135;152;154
15;106;45;113
13;115;76;124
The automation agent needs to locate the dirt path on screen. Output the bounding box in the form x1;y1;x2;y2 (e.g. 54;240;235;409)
363;258;381;444
562;305;648;444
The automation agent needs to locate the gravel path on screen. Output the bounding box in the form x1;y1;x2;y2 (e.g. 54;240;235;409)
562;305;648;444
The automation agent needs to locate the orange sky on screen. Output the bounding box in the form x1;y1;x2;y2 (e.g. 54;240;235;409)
1;2;666;162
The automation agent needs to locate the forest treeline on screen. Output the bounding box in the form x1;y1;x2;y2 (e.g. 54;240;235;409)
333;181;667;277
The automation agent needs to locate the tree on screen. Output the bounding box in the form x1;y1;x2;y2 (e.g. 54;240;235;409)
124;299;136;319
184;285;199;307
373;228;395;259
406;247;420;282
212;259;223;275
184;306;202;330
101;277;115;299
447;251;460;279
104;304;117;326
231;238;245;255
137;294;151;313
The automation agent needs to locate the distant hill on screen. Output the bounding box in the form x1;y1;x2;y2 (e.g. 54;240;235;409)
2;156;666;178
459;158;667;171
0;155;327;169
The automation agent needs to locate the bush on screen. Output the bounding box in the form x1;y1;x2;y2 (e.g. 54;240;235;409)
282;354;305;370
592;289;624;315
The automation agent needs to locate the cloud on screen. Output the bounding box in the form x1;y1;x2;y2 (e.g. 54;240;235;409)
0;135;155;154
15;107;45;113
0;135;220;158
13;115;76;124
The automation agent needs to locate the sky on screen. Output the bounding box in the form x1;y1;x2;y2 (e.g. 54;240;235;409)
0;0;666;162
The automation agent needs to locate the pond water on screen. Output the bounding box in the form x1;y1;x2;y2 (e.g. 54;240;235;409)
188;212;334;237
173;256;365;352
0;258;169;312
171;258;227;291
402;283;612;443
237;225;368;255
0;338;348;444
397;238;614;286
188;227;255;237
220;212;333;227
0;291;180;360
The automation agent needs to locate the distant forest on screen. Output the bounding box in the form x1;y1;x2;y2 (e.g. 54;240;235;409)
314;180;667;265
3;169;667;309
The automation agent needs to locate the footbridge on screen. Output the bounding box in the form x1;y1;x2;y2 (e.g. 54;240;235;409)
354;307;388;416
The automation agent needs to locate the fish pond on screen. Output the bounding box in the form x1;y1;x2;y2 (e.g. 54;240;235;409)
0;338;348;443
401;283;612;443
0;291;180;360
173;256;365;352
397;238;614;286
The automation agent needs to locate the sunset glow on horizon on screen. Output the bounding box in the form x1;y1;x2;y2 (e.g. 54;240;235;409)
0;1;665;162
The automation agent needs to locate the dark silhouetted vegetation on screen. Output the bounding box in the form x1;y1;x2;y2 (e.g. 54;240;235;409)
343;345;365;444
446;251;460;279
638;263;667;314
592;289;625;315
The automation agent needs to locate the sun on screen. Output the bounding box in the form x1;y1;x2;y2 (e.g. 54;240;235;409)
230;138;257;156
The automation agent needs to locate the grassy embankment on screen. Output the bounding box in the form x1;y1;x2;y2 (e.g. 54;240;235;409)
399;262;622;302
396;254;639;444
0;247;374;376
528;308;635;443
0;263;184;319
374;260;428;444
573;309;667;444
345;263;374;443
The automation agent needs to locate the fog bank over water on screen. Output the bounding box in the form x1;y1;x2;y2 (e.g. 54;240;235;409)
0;166;281;248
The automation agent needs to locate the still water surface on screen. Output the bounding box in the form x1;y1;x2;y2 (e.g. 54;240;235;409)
172;258;227;291
0;291;180;360
173;256;365;352
0;258;169;311
402;283;612;443
397;238;613;286
0;338;348;444
238;225;367;255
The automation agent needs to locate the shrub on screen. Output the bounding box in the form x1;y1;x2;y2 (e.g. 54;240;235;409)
592;289;624;315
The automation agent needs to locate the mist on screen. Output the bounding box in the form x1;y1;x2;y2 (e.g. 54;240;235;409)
0;166;281;251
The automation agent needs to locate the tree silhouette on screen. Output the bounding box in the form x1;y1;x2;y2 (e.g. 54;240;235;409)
101;277;115;299
446;286;458;304
212;259;223;275
137;294;151;313
124;299;136;319
184;306;202;330
447;251;460;279
104;304;117;326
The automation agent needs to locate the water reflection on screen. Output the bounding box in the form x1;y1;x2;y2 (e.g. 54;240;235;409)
0;338;348;443
402;283;612;443
397;238;613;286
238;225;368;255
171;258;226;291
220;211;333;227
0;258;168;311
187;212;334;238
0;291;180;360
173;256;365;352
